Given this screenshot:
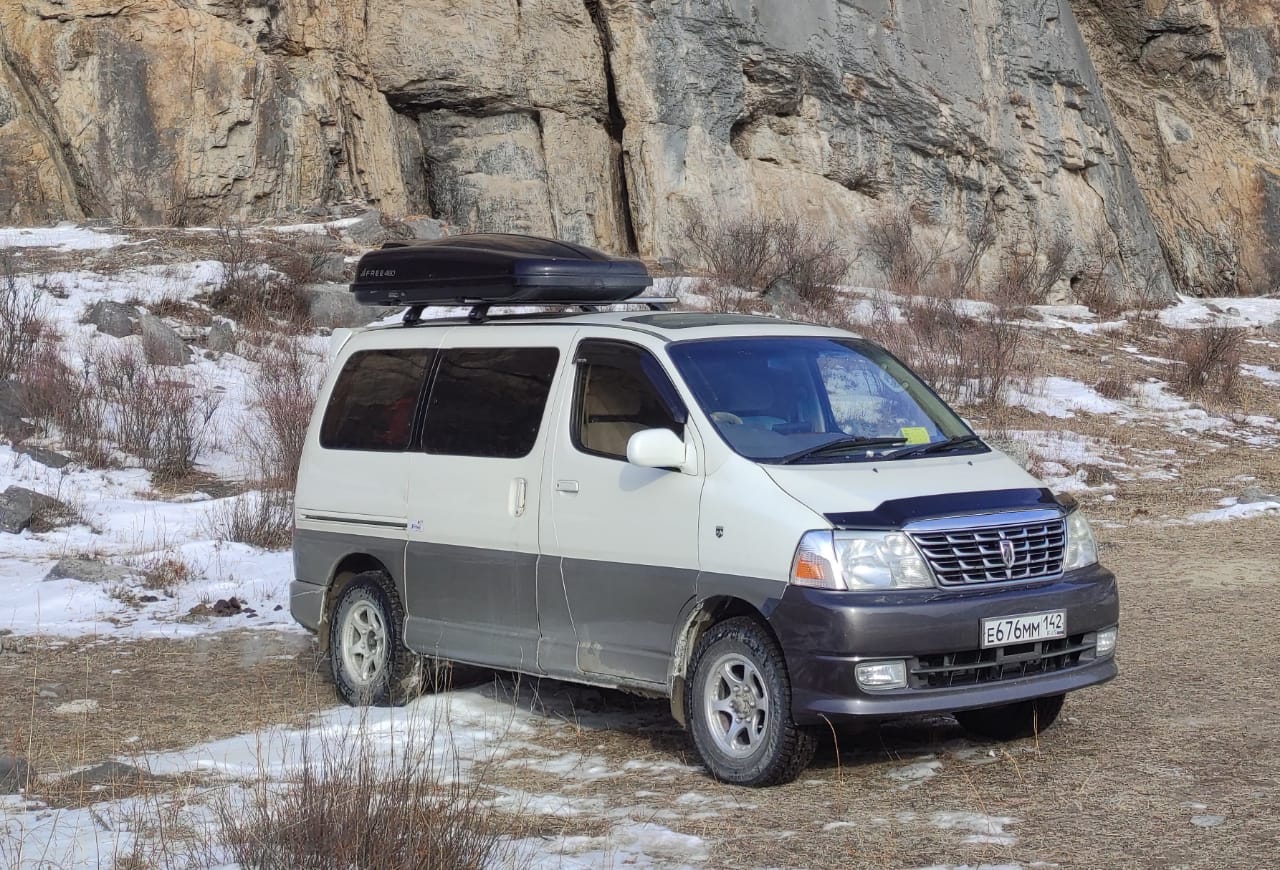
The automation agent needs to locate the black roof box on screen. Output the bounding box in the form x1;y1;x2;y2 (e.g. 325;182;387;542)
349;234;652;307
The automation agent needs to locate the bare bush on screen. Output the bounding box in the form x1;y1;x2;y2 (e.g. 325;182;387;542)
992;232;1072;310
206;489;294;550
861;207;949;297
1095;376;1133;400
858;207;1048;406
95;345;221;482
19;340;114;467
19;337;218;477
0;253;53;382
1171;326;1245;397
683;209;850;311
212;719;521;870
243;336;321;490
206;223;311;327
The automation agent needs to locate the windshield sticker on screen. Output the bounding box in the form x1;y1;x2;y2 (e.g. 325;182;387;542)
901;426;930;445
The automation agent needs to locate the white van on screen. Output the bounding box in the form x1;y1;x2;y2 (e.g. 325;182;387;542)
291;235;1118;786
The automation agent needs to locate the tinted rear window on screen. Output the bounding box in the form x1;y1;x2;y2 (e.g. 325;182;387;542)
320;349;434;451
421;348;560;458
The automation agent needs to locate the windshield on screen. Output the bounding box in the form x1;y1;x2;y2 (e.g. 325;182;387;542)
667;337;977;464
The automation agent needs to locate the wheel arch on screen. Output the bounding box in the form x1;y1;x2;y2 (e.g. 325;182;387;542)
318;553;397;654
668;595;780;726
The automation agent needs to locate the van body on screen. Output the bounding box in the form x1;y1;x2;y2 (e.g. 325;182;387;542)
291;294;1119;786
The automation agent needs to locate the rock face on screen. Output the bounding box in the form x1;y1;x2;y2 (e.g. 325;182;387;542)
0;0;1275;296
1074;0;1280;295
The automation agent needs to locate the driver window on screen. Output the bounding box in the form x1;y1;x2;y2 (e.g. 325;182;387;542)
574;341;684;460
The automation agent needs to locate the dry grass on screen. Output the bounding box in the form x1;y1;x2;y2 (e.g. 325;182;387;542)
212;717;525;870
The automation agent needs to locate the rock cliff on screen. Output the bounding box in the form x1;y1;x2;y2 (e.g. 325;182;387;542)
1;0;1276;296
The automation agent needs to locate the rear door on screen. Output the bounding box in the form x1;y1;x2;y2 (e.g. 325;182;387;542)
403;327;575;670
541;337;704;687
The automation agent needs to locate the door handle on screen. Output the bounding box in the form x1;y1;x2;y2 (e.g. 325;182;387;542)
555;480;580;493
510;477;527;517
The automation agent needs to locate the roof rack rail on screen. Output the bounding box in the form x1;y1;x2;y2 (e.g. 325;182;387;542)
401;296;676;325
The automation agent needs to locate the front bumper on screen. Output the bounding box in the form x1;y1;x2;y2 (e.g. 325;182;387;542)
767;563;1119;724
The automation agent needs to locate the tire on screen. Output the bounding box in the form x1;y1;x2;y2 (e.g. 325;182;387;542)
954;693;1066;742
685;616;816;787
328;572;422;707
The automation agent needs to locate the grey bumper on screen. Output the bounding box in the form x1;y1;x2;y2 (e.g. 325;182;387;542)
290;580;325;634
767;563;1119;723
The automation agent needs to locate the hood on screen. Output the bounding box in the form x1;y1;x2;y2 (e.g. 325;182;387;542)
763;449;1054;527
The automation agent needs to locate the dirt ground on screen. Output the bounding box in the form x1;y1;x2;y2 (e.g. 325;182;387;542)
4;511;1277;869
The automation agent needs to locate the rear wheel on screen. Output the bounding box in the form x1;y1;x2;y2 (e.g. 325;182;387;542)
329;572;422;706
954;693;1065;741
686;617;816;786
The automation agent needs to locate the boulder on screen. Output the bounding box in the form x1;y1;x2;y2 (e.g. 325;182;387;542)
0;486;62;534
60;761;156;789
0;756;34;794
305;283;386;328
0;379;33;440
341;209;417;246
137;314;191;365
83;300;139;338
43;557;134;584
207;319;237;354
14;445;71;469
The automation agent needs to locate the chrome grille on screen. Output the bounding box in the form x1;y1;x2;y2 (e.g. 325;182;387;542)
909;518;1066;586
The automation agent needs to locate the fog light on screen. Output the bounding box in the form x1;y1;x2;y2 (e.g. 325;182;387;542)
855;660;908;691
1096;627;1117;657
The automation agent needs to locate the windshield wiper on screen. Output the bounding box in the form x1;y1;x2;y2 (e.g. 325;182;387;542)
885;434;985;460
777;436;907;465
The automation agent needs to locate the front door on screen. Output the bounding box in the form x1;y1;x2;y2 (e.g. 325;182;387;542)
403;327;574;670
542;338;703;687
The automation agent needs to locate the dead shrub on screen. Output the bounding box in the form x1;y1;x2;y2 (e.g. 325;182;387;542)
212;720;522;870
18;340;114;467
95;345;222;483
1171;326;1245;397
243;336;321;490
206;488;294;550
206;224;311;327
0;252;54;382
858;207;1045;406
682;209;850;312
861;206;950;297
19;338;219;478
1095;376;1133;401
991;232;1071;310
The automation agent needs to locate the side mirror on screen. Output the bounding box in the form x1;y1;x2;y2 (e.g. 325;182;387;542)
626;428;687;469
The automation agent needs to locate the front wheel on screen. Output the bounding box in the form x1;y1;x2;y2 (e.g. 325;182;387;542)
686;617;816;786
954;693;1065;742
329;572;421;707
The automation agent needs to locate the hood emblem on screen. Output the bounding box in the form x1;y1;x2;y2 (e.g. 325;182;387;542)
999;538;1016;568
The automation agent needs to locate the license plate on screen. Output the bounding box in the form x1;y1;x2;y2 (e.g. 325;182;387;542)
981;611;1066;648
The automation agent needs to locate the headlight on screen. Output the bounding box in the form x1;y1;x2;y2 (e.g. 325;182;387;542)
791;530;935;590
1062;509;1098;570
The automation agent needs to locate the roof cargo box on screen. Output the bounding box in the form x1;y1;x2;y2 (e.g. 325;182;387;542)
348;234;651;307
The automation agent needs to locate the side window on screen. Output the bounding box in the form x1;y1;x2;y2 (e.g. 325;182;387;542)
320;349;434;451
421;347;560;458
574;340;685;460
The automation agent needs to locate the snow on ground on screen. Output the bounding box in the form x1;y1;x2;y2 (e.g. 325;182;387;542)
0;223;127;251
1159;294;1280;330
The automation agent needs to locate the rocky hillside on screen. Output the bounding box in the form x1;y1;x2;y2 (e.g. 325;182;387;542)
0;0;1276;297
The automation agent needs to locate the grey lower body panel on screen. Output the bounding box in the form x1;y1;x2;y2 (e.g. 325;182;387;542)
768;564;1120;723
290;580;325;633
